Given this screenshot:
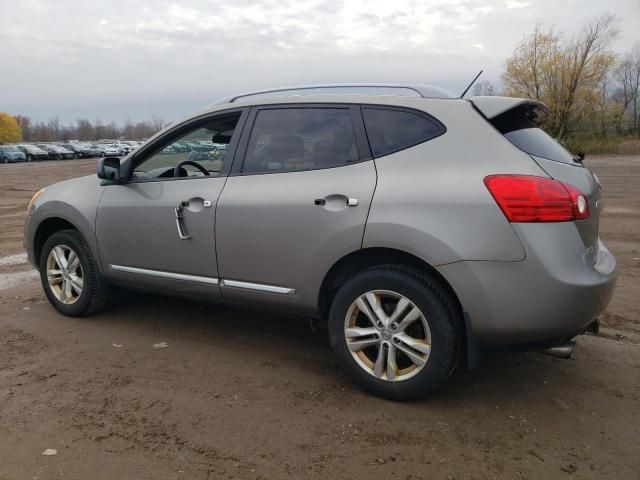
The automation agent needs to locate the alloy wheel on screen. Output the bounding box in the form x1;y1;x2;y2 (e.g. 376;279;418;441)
344;290;431;382
46;245;84;304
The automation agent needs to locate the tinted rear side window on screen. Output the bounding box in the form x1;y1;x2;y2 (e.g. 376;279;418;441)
492;111;577;165
242;108;358;174
362;107;445;158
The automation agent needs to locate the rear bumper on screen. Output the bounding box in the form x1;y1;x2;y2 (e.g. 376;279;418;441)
437;223;617;347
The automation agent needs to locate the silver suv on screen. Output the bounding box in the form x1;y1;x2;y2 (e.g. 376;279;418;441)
24;84;617;400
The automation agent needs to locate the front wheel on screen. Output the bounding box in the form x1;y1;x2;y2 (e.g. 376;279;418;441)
39;229;108;316
328;266;461;400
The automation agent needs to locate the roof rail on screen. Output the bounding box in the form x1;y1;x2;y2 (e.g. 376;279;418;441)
215;83;454;104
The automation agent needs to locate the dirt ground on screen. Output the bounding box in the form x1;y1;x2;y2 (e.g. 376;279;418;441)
0;157;639;480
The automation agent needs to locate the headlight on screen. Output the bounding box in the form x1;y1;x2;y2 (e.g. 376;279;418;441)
27;188;45;215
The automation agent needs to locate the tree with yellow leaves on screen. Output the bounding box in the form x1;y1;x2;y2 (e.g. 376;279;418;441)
0;112;22;144
502;13;620;140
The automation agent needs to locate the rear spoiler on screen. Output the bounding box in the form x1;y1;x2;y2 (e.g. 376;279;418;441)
469;96;549;126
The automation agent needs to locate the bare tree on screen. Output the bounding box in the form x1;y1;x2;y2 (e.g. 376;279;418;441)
613;43;640;133
556;13;620;138
471;80;498;96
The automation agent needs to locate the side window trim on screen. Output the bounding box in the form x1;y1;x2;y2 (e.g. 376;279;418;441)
361;104;446;159
123;107;248;183
230;103;371;176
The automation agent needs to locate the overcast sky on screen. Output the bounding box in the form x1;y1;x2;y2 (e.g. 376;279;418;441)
1;0;638;124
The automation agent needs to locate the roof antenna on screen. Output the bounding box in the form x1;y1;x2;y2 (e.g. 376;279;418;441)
459;70;483;98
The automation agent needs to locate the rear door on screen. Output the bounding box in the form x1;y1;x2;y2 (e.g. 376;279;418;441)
215;104;376;312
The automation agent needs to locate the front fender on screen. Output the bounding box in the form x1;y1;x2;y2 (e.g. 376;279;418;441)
25;175;103;271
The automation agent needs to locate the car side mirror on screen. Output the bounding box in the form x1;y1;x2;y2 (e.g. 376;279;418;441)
97;157;122;182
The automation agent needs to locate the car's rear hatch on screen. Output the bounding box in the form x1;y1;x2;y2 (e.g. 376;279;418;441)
471;96;602;263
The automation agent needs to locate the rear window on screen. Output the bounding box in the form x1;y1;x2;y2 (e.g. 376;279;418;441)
492;111;577;165
362;107;445;158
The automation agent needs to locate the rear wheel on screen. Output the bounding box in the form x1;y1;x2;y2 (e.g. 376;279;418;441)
328;266;461;400
39;229;108;316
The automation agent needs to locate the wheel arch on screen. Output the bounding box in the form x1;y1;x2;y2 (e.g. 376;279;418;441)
319;247;479;370
318;247;463;319
33;217;78;266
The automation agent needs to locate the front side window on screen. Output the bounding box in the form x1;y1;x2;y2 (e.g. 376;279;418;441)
362;107;445;158
242;108;359;174
133;113;241;180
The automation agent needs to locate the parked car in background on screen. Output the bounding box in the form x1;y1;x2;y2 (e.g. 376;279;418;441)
24;84;617;400
101;145;122;156
79;143;106;157
33;144;60;160
0;145;27;163
36;144;75;160
57;143;103;158
55;143;82;158
88;144;106;156
117;143;132;155
16;144;49;162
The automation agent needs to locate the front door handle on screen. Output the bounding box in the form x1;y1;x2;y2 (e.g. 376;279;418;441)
175;202;192;240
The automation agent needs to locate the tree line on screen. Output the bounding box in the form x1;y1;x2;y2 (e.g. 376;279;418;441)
16;116;167;142
0;115;167;144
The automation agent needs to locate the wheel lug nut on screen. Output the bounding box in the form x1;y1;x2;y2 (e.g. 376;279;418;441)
391;323;397;330
377;321;383;328
374;333;380;339
393;337;400;343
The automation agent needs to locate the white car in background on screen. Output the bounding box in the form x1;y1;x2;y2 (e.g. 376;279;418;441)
101;145;122;156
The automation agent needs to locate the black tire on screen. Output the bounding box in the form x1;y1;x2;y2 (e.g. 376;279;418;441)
328;265;461;401
39;229;108;316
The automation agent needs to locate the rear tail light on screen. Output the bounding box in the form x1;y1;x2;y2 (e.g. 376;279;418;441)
484;175;590;223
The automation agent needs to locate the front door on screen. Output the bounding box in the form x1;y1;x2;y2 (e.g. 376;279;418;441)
215;105;376;312
96;110;246;296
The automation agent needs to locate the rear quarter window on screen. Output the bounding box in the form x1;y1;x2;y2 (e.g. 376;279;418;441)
492;111;578;165
362;107;445;158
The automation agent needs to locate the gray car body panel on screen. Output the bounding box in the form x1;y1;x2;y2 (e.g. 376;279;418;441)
216;161;376;315
24;92;617;349
25;175;105;269
95;176;226;299
363;99;545;264
438;227;616;346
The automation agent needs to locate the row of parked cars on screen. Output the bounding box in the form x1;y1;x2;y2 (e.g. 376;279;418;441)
0;141;143;163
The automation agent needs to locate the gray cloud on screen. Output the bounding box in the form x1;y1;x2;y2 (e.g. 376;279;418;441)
0;0;638;123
